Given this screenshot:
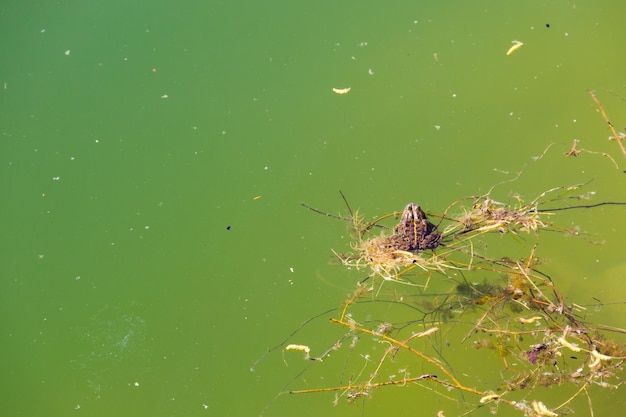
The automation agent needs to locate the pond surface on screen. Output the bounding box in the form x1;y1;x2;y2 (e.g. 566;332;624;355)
2;1;626;416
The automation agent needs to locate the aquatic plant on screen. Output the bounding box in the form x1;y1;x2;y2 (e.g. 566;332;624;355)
256;93;626;417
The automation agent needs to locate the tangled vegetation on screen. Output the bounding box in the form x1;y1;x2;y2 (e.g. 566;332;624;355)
255;92;626;417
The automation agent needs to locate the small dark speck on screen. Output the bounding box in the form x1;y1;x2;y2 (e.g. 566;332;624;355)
545;23;550;28
226;225;231;230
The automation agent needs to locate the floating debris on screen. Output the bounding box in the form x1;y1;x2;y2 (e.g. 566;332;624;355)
332;87;351;95
506;40;524;56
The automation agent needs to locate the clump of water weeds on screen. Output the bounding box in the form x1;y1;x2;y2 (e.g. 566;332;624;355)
260;93;626;416
284;185;626;417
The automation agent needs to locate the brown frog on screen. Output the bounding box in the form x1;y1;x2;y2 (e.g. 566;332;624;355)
391;203;442;251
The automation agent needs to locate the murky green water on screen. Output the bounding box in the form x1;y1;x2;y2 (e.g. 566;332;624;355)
2;1;626;416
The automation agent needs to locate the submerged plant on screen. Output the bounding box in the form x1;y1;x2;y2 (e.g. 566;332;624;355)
280;189;626;416
256;96;626;417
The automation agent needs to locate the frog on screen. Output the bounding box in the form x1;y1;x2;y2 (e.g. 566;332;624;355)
392;203;442;251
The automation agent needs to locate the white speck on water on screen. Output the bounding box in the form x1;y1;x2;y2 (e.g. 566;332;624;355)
64;50;71;56
434;125;441;130
52;176;60;181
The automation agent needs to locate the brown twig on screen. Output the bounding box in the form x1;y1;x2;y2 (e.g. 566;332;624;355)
588;90;626;159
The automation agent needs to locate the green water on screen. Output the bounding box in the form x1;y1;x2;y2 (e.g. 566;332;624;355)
2;1;626;416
